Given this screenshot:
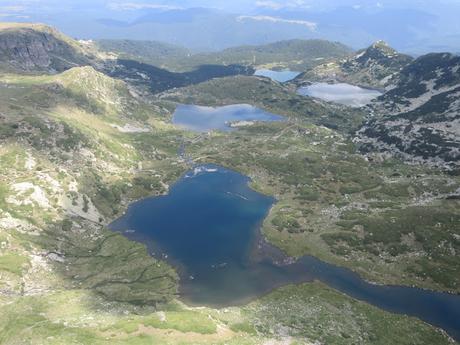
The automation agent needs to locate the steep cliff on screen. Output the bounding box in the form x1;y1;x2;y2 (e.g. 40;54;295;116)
0;23;92;73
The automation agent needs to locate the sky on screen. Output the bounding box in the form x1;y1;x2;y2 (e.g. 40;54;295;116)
1;0;459;53
1;0;459;19
1;0;460;15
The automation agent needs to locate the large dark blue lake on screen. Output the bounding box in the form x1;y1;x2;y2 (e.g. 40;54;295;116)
172;104;284;132
110;165;460;341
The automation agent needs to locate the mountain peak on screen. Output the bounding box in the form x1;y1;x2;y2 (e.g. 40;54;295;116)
0;22;91;73
346;41;413;76
0;22;52;32
358;41;399;59
371;40;390;49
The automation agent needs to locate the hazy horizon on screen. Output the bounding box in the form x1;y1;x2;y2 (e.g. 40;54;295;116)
1;0;460;53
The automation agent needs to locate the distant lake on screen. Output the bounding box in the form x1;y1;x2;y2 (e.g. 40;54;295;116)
254;69;302;83
111;165;460;341
172;104;284;132
298;82;382;107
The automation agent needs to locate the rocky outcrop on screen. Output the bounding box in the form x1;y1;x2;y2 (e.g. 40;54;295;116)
356;53;460;169
296;41;413;88
0;23;91;73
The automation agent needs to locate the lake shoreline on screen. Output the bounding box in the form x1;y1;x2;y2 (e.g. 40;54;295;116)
109;164;460;341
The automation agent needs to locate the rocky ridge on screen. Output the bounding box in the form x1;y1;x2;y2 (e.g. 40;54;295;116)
0;23;93;73
295;41;413;88
356;53;460;169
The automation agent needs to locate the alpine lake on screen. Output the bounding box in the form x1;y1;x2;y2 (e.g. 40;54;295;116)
111;104;460;340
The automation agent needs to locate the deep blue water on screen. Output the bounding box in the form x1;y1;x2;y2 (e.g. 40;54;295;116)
298;82;382;107
254;69;301;83
110;165;460;341
172;104;284;132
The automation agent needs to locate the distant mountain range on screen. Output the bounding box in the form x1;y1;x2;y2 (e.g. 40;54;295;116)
97;39;352;72
2;2;460;54
63;6;442;52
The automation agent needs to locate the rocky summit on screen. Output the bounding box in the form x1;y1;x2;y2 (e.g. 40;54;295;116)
295;41;414;88
0;23;92;73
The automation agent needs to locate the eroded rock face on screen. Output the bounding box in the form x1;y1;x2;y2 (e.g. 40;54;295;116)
0;26;89;72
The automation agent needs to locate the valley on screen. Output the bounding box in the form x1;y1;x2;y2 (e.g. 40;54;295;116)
0;22;459;345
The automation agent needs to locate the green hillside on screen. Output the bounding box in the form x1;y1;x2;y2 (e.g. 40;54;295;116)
96;39;191;68
0;22;458;345
97;39;353;72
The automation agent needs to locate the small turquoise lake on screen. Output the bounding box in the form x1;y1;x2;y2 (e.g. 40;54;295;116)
172;104;284;132
254;69;301;83
110;165;460;341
